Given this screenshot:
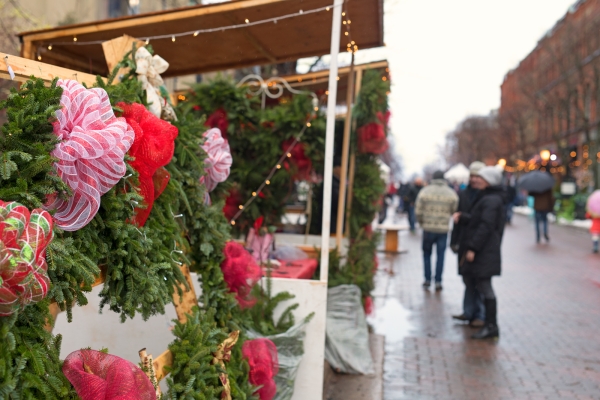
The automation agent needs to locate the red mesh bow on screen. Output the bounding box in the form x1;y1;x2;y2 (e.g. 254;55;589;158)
282;139;312;181
364;296;374;316
220;242;261;308
0;201;53;316
223;188;243;221
357;123;389;155
377;110;391;126
62;349;156;400
117;102;179;227
242;338;279;400
48;79;134;231
205;108;229;139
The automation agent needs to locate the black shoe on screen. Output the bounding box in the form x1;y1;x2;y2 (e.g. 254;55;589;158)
544;234;550;242
594;248;599;254
435;283;443;291
422;281;430;289
452;314;469;321
471;323;499;340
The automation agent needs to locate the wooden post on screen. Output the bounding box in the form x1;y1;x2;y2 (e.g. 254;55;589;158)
335;54;355;250
172;265;197;324
344;68;363;238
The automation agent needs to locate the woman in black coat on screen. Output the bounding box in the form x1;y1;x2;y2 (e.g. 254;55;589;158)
453;166;506;340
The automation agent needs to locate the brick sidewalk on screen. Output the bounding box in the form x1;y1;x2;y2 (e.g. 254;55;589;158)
370;214;600;400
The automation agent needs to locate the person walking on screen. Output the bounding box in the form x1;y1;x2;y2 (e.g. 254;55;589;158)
453;166;506;340
531;189;554;243
405;178;424;233
450;161;486;327
415;171;458;291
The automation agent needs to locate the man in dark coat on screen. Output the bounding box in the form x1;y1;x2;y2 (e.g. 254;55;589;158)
450;161;486;327
404;178;423;233
531;189;554;243
453;166;506;340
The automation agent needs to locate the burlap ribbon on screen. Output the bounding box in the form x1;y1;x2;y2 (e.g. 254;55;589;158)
212;330;240;400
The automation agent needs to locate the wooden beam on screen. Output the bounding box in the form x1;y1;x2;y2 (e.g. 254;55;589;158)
0;52;101;86
153;349;173;382
19;0;292;42
335;55;355;248
102;34;145;77
344;68;363;238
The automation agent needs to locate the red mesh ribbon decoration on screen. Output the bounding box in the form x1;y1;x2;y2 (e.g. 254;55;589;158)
242;338;279;400
357;122;389;155
62;349;156;400
282;139;312;181
364;296;374;316
0;201;53;316
205;108;229;139
223;188;243;221
200;128;232;204
48;79;134;231
220;242;261;308
117;102;179;227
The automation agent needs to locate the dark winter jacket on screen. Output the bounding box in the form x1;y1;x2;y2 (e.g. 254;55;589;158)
458;186;506;278
450;185;479;252
404;183;423;205
532;189;554;212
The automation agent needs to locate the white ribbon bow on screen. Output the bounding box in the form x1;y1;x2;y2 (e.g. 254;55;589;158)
135;47;176;120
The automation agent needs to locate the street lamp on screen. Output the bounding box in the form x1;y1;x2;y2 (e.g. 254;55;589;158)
540;150;551;161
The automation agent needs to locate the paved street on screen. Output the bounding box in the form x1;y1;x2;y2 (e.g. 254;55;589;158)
369;214;600;400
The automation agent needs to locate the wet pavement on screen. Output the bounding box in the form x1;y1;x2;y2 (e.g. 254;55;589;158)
368;213;600;400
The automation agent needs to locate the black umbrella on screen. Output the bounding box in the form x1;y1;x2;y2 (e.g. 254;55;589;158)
517;171;555;193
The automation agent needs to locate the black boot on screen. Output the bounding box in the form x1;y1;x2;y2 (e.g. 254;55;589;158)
472;299;499;340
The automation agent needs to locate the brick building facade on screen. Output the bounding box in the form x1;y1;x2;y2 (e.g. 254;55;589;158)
499;0;600;186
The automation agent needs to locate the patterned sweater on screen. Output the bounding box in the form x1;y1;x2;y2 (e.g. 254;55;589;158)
415;180;459;233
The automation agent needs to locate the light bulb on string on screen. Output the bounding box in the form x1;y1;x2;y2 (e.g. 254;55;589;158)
306;122;311;127
73;36;77;42
245;18;250;23
326;6;330;11
342;11;346;16
287;153;292;158
193;31;199;36
231;221;236;225
266;180;271;185
276;165;281;169
47;44;52;50
145;38;150;44
345;32;349;36
172;36;176;42
238;205;244;210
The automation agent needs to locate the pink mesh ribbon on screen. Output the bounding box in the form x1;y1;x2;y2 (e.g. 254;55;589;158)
117;102;179;227
220;242;261;308
0;201;53;316
357;122;389;155
242;338;279;400
201;128;232;192
62;349;156;400
48;79;134;231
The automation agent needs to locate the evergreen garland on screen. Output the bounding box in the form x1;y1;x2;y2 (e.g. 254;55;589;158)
0;301;77;399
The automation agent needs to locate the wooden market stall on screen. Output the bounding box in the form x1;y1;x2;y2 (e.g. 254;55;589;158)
16;1;385;399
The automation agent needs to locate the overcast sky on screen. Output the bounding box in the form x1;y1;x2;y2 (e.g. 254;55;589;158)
377;0;577;177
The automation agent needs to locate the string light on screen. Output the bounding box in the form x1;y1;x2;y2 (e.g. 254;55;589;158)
172;36;176;42
47;44;52;50
42;4;337;47
37;55;42;61
229;114;318;225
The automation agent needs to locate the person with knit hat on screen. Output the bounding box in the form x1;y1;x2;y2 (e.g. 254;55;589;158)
452;166;506;340
415;170;458;290
450;161;486;327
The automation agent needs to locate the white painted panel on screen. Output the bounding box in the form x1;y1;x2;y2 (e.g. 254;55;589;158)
53;273;203;364
266;278;328;400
